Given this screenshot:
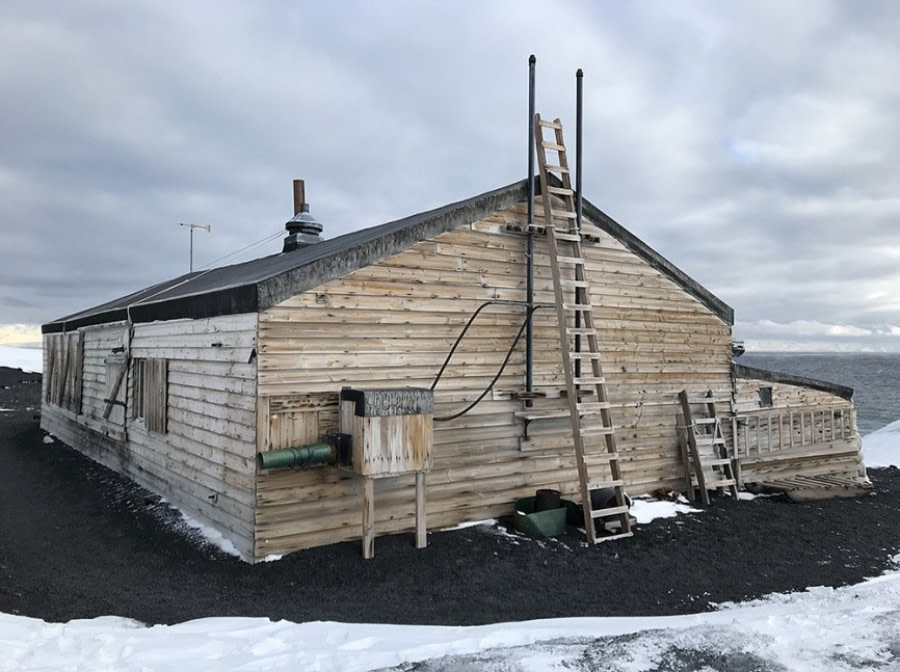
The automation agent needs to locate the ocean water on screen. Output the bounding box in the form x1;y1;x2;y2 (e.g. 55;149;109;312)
739;352;900;436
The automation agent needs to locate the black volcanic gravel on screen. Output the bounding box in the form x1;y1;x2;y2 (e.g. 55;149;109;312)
1;366;898;626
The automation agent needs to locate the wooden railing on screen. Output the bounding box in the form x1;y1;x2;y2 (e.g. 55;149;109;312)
732;404;856;459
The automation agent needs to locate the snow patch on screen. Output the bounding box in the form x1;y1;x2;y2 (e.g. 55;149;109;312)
862;419;900;468
438;518;497;532
42;435;55;444
630;497;702;524
174;510;242;558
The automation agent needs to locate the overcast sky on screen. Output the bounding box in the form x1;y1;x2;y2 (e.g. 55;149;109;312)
2;1;898;351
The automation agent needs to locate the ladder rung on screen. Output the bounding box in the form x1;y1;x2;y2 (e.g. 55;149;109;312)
562;303;593;312
581;426;614;436
705;458;733;467
542;141;565;151
559;279;590;288
556;256;584;265
573;376;605;385
547;186;574;196
549;209;577;219
544;164;570;174
568;352;602;360
590;505;630;519
537;118;563;129
566;327;596;335
553;232;582;242
514;409;569;421
585;452;620;462
687;397;730;404
587;480;625;491
576;402;611;413
693;418;718;425
706;479;737;488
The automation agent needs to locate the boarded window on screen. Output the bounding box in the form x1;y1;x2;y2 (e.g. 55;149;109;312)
758;386;773;408
45;332;83;414
133;358;168;434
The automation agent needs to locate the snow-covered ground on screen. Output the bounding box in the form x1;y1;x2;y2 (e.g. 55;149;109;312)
2;559;898;671
2;349;899;670
863;419;900;469
0;345;42;373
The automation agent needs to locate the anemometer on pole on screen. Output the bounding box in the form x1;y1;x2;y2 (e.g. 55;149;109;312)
179;223;211;272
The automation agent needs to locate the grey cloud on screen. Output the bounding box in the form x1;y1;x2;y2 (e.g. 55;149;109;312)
0;0;898;351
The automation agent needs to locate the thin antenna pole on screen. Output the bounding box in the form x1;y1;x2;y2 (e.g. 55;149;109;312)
526;54;536;397
180;223;211;273
574;68;584;379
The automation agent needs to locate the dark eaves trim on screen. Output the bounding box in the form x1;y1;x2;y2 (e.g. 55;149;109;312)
42;285;258;334
734;363;854;400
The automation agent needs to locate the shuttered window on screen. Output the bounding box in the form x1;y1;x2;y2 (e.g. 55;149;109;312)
133;358;168;434
45;332;83;413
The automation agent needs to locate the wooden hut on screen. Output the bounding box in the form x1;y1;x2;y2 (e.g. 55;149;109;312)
41;176;867;561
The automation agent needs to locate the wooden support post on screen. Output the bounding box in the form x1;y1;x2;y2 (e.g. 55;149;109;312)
415;471;426;549
362;477;374;560
731;417;739;458
677;412;695;502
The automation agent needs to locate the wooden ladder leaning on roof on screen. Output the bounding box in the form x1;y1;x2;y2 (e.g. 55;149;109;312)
533;113;632;544
677;390;740;505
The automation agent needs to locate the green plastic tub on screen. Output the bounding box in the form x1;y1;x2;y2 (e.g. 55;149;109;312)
513;497;567;537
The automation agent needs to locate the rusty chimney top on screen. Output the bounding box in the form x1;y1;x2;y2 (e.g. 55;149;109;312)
283;179;323;252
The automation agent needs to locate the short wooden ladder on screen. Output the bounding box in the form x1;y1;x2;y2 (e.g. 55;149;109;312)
677;390;739;505
533;114;632;543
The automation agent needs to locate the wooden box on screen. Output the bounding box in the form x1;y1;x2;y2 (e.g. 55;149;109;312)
339;388;433;477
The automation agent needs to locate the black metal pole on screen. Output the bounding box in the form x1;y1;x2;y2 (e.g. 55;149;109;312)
526;54;536;397
576;69;583;232
574;68;584;380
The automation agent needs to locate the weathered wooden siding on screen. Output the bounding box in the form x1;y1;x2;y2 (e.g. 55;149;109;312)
42;315;259;560
254;200;733;559
127;315;258;559
733;375;863;483
42;323;128;446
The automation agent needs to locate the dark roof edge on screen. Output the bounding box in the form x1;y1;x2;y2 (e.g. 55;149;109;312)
255;180;530;311
581;200;734;325
42;285;259;334
733;363;853;400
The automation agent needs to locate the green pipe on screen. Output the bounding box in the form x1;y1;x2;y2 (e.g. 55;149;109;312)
257;443;333;470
